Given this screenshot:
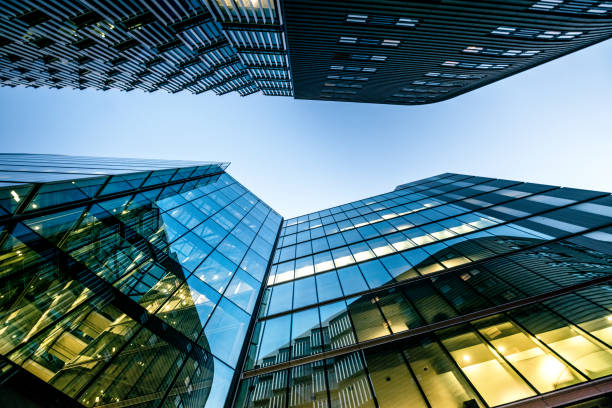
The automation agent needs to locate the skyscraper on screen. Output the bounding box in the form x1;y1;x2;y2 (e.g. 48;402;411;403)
1;1;611;104
1;155;612;407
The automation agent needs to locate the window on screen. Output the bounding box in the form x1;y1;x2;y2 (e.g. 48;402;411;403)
427;72;486;80
346;14;418;27
412;80;462;87
442;61;509;70
491;26;583;40
327;75;369;81
530;0;612;15
338;36;401;47
339;36;357;44
463;46;540;57
334;52;387;62
330;65;377;73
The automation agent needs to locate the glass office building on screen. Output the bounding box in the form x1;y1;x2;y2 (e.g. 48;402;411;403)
2;0;612;104
1;155;612;407
0;154;282;408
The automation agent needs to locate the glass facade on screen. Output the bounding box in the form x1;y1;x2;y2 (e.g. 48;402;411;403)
237;173;612;408
0;154;281;408
1;159;612;407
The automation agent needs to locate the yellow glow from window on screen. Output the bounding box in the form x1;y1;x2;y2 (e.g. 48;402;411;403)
10;190;20;202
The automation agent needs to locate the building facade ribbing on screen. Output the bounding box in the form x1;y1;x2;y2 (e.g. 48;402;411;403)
1;1;612;104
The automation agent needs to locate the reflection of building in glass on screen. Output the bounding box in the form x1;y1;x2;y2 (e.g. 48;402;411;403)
0;154;281;408
2;157;612;407
239;173;612;408
2;1;612;104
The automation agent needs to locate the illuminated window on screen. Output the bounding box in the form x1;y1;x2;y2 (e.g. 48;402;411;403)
345;14;418;27
442;61;509;69
440;326;536;406
530;0;612;15
491;26;583;39
463;46;540;57
425;72;485;79
474;316;586;393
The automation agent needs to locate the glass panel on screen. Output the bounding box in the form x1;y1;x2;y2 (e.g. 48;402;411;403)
315;271;343;302
347;295;390;342
403;282;457;324
204;358;234;408
364;344;427;408
359;259;393;288
268;281;293;315
257;315;291;367
289;361;327;408
320;301;355;351
293;277;317;309
510;305;612;379
291;308;321;359
475;315;586;393
239;249;268;281
337;265;368;295
224;269;261;314
544;293;612;348
236;370;288;408
327;352;376;408
201;298;250;367
380;253;417;280
377;290;423;333
157;275;220;340
439;326;536;406
403;337;483;408
193;252;237;293
294;256;315;279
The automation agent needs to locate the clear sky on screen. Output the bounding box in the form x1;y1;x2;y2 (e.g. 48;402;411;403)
1;39;611;218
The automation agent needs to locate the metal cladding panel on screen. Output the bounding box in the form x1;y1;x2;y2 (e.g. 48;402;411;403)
281;0;612;105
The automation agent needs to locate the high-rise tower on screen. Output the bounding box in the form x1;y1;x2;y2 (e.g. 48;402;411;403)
1;1;611;104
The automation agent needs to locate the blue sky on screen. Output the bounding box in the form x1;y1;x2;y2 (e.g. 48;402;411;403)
1;39;611;218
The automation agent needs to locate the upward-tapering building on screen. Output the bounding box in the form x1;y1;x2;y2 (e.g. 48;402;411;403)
1;154;612;408
1;1;611;104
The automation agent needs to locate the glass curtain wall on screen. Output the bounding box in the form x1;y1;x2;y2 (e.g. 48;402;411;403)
0;157;281;408
239;173;612;408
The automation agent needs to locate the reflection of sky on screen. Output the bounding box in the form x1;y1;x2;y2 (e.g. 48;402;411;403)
150;176;280;405
2;40;612;217
204;358;235;408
